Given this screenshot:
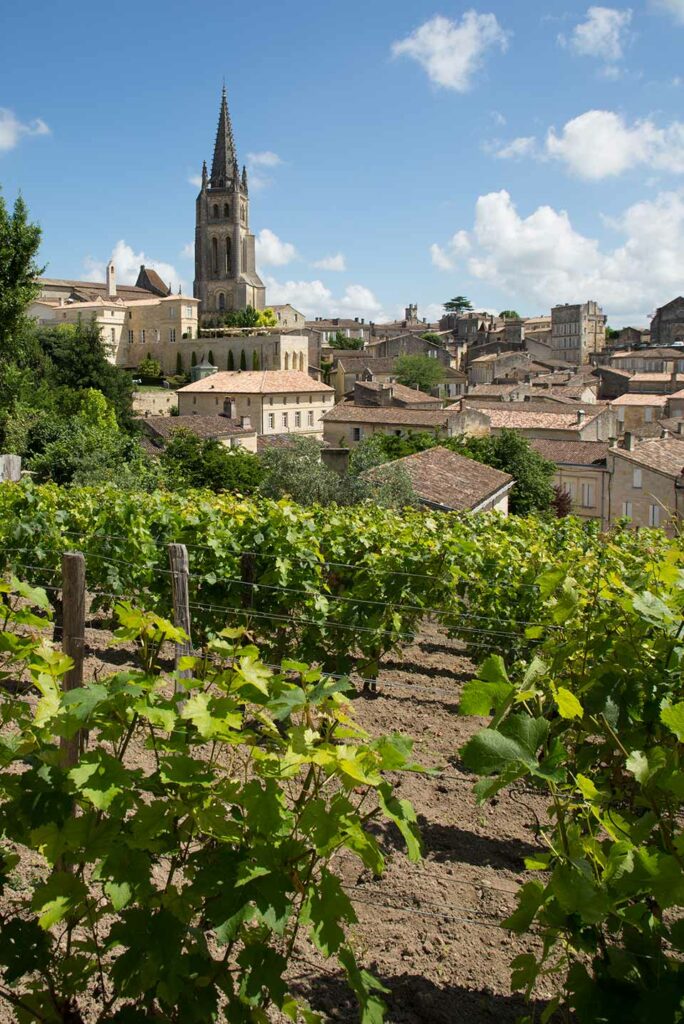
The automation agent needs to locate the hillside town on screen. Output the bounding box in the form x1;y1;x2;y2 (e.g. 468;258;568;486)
20;87;684;533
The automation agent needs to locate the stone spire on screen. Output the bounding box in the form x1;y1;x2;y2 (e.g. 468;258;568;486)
242;164;248;193
201;160;208;190
210;84;237;188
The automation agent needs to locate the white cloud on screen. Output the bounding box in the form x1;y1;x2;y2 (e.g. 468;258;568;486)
247;151;282;167
652;0;684;23
180;242;194;259
430;231;471;271
491;135;538;160
546;109;684;179
264;276;386;320
391;11;509;91
560;6;632;65
312;253;347;271
255;228;297;267
84;239;185;293
188;174;202;188
431;187;684;317
0;108;50;153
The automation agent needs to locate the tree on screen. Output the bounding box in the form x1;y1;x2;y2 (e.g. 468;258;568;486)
394;354;444;393
176;351;183;375
138;353;162;377
252;350;260;370
421;333;442;344
160;429;263;494
259;437;342;505
499;310;521;320
605;326;620;340
257;307;278;328
329;331;364;351
240;349;247;370
208;349;215;365
0;192;43;352
227;349;235;370
191;351;197;368
443;296;473;314
551;484;573;518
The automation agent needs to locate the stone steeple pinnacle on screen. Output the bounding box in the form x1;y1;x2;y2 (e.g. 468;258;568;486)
210;84;237;188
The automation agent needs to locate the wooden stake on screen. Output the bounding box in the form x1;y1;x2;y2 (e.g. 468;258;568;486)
241;552;256;609
60;551;86;768
0;454;21;482
168;543;193;691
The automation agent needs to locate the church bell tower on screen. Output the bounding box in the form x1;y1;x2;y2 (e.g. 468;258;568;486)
193;86;266;315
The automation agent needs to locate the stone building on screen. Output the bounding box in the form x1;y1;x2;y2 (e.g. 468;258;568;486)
193;87;265;315
612;393;670;433
321;403;490;448
529;439;610;525
176;370;334;437
30;262;199;368
551;301;606;365
649;297;684;347
465;402;617;441
607;434;684;534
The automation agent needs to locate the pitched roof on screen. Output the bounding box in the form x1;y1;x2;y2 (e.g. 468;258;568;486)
611;348;684;359
135;266;169;297
629;373;684;383
140;414;254;443
614;438;684;478
528;439;610;466
365;447;513;512
38;278;158;302
322;403;464;427
468;403;605;430
355;380;441;405
177;371;333;394
612;393;669;406
466;383;521;397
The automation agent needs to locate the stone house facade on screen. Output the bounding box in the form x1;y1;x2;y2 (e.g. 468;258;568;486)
529;439;610;526
551;301;606;365
139;332;308;377
176;370;334;437
607;436;684;535
321;404;490;448
649;297;684;347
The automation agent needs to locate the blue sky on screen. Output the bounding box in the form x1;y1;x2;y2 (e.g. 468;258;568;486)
3;0;684;326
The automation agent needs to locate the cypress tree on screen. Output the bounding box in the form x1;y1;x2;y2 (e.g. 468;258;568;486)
191;351;197;368
208;350;215;365
176;351;183;375
252;350;260;370
228;350;235;371
240;349;247;371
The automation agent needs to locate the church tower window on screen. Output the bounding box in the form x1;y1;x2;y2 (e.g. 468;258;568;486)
226;237;232;275
218;293;225;311
212;237;218;274
213;204;219;219
224;203;230;218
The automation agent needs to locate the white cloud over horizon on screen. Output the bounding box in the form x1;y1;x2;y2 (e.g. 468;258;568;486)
83;239;186;294
492;109;684;180
312;253;347;271
391;11;509;91
560;6;632;67
255;228;297;266
264;276;386;320
0;108;50;152
431;188;684;320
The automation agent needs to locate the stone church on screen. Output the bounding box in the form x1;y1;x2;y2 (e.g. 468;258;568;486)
193;87;266;316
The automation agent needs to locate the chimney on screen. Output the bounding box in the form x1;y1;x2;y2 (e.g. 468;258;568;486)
679;421;684;435
662;427;670;439
223;397;237;419
577;409;585;425
106;260;116;299
624;431;635;451
240;416;251;430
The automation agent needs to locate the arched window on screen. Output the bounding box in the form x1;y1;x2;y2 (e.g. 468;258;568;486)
218;293;225;311
212;204;219;219
284;352;290;370
211;237;218;274
299;352;305;371
225;236;232;275
224;203;230;218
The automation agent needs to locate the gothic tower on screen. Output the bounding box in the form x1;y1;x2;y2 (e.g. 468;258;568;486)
193;86;266;315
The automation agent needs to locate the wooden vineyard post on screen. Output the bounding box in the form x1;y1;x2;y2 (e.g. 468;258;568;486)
0;454;22;482
168;543;193;692
60;552;86;768
241;551;256;609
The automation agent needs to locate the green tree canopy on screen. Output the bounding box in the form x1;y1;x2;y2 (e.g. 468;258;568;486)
138;353;162;377
443;296;473;314
394;354;444;393
160;429;263;494
421;333;443;344
499;310;521;319
0;192;43;353
328;331;364;351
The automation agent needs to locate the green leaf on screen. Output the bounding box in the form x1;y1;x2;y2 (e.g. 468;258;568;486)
32;872;87;929
377;782;422;862
69;751;131;810
461;714;548;776
661;701;684;741
339;947;388;1024
502;881;545;933
554;686;583;720
301;869;356;956
459;679;513;717
478;654;510;685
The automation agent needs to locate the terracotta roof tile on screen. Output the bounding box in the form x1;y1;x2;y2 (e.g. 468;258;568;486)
177;371;333;395
612;393;669;406
140;415;254;443
614;437;684;478
365;446;513;511
322;403;465;427
528;439;609;465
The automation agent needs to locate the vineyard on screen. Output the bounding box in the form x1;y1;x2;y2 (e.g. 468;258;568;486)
0;480;682;1023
